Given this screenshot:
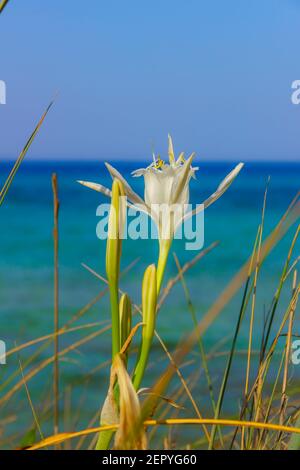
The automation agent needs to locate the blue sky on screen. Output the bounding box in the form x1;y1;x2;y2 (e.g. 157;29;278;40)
0;0;299;161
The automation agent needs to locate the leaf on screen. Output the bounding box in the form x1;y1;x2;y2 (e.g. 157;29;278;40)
18;428;36;449
96;353;147;450
113;354;147;450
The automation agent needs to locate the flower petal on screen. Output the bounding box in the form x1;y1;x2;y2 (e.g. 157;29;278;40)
203;162;244;209
144;167;176;207
77;180;112;197
132;168;146;177
181;162;244;224
168;134;175;164
105;162;147;208
171;154;195;205
78;179;150;215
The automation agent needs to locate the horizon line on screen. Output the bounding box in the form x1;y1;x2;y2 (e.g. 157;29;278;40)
0;157;300;164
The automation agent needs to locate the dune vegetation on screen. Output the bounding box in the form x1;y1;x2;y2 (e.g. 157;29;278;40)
0;105;299;450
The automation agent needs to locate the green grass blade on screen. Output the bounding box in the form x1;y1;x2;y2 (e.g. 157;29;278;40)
208;227;261;449
0;0;10;14
0;101;53;207
262;225;300;357
173;253;223;445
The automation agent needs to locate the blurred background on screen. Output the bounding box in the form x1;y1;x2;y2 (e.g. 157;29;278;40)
0;0;299;448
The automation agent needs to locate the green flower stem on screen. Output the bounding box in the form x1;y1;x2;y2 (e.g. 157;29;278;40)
132;265;157;391
156;239;172;295
97;179;124;450
132;337;152;391
109;284;120;359
99;238;171;449
132;238;171;392
132;240;171;391
96;429;114;451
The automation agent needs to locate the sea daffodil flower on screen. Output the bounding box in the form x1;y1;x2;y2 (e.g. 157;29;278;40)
78;135;243;236
78;136;244;291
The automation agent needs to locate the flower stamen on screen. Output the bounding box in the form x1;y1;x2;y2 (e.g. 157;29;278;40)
150;156;165;170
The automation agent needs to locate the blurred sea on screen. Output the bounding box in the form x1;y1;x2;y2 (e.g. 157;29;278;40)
0;160;299;445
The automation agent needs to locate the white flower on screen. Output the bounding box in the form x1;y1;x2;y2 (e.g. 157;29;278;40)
78;135;244;240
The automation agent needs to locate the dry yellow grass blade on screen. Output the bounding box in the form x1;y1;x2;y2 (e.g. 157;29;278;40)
82;262;211;440
198;196;299;337
3;321;106;361
120;322;144;355
158;241;219;309
280;270;297;425
139;195;300;429
18;356;44;442
29;424;118;450
28;418;300;450
0;326;111;407
3;258;139;362
153;332;211;442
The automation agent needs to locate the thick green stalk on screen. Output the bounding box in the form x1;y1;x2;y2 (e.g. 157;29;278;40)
96;429;114;451
132;239;171;391
97;178;124;450
132;265;157;390
109;285;120;359
156;239;172;295
105;179;125;358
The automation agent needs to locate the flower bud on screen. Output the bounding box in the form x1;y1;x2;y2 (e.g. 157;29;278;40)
132;264;157;390
106;178;126;358
119;293;132;351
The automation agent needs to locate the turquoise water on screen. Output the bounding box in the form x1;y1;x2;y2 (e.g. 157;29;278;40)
0;161;299;447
